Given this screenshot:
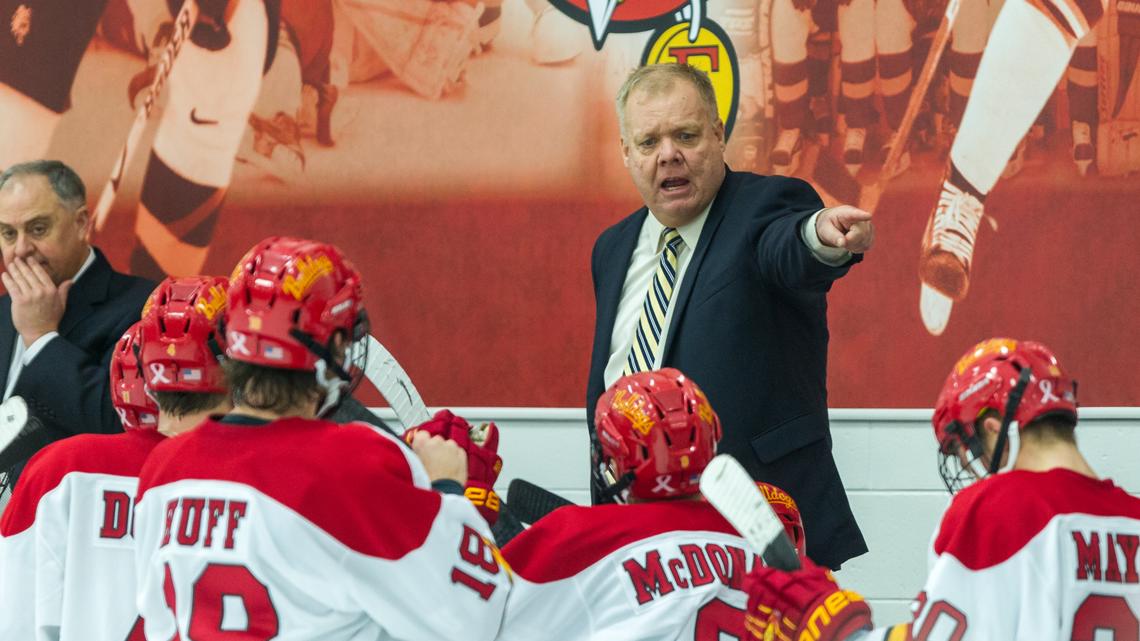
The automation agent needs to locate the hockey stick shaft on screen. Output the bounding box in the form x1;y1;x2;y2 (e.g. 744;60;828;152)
363;335;432;430
93;0;198;232
860;0;962;212
700;454;801;571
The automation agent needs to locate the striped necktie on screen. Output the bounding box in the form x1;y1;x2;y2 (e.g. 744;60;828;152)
623;227;686;375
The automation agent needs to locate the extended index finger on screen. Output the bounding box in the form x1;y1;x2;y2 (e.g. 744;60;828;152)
834;205;873;225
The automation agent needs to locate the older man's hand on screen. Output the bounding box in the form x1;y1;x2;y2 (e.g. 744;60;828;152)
816;206;874;254
1;258;71;347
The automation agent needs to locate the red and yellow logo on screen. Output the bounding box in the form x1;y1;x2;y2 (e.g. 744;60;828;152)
642;20;740;137
612;388;655;436
194;285;227;322
282;255;334;301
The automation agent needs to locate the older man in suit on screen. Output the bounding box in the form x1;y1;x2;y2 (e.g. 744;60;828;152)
0;160;154;497
587;64;872;569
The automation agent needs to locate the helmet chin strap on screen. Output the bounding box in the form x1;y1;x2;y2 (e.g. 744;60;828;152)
314;359;347;418
988;366;1032;475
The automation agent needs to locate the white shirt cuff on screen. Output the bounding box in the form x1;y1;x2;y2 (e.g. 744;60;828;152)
801;209;853;267
22;332;58;364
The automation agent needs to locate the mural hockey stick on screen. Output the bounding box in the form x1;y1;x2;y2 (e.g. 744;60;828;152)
94;0;198;232
810;0;964;212
699;454;801;571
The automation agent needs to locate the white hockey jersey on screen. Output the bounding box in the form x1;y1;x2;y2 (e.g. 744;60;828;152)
862;468;1140;641
499;500;761;641
0;429;166;641
134;416;510;641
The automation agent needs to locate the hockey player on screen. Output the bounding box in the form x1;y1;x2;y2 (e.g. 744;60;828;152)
917;0;1110;333
130;0;280;279
0;0;111;168
744;337;1140;641
0;274;230;641
133;236;509;640
497;367;808;641
768;0;877;176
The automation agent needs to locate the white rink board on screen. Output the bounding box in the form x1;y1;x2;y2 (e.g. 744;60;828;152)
374;406;1140;623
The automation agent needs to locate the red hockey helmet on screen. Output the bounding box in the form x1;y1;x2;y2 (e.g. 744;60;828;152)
137;276;229;395
224;237;369;398
593;368;722;502
933;338;1077;492
109;322;159;431
756;481;806;558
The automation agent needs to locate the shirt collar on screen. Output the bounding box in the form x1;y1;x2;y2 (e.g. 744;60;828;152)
72;248;96;283
643;201;714;252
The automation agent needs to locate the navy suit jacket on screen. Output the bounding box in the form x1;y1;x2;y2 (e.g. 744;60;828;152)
0;249;155;477
587;169;868;568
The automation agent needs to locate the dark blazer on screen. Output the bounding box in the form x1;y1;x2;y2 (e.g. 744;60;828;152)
0;249;155;470
587;169;868;568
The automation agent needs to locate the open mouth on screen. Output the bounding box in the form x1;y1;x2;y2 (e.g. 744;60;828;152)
660;177;690;192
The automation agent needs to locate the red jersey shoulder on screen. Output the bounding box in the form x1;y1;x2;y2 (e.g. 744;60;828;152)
136;416;441;560
1;430;164;536
935;468;1140;569
503;501;738;582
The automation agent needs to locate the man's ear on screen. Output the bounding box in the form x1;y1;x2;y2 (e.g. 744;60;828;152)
979;414;1005;437
714;119;726;150
620;137;631;168
75;206;93;241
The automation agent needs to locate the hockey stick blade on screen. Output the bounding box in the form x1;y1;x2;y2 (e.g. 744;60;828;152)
507;478;574;524
700;454;801;571
93;0;197;231
491;500;528;547
0;397;51;471
363;335;431;430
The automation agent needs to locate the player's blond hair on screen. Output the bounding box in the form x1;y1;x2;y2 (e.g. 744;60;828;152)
615;64;720;139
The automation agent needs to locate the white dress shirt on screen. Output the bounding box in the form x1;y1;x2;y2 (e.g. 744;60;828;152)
603;208;849;387
4;249;97;401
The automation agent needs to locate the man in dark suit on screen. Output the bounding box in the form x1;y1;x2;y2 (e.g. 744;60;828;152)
587;64;872;569
0;160;155;495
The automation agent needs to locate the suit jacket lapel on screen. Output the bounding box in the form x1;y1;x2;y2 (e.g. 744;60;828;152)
0;298;14;393
58;249;113;337
660;170;740;362
595;209;646;363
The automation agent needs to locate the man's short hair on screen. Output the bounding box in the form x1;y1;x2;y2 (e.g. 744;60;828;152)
223;360;320;415
152;391;230;419
615;64;720;138
1022;413;1078;445
0;160;87;211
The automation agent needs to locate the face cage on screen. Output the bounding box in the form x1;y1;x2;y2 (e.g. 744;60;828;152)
590;440;635;504
937;423;1021;494
938;442;988;494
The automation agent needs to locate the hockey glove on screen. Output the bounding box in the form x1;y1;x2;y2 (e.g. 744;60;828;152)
744;558;872;641
406;410;503;524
